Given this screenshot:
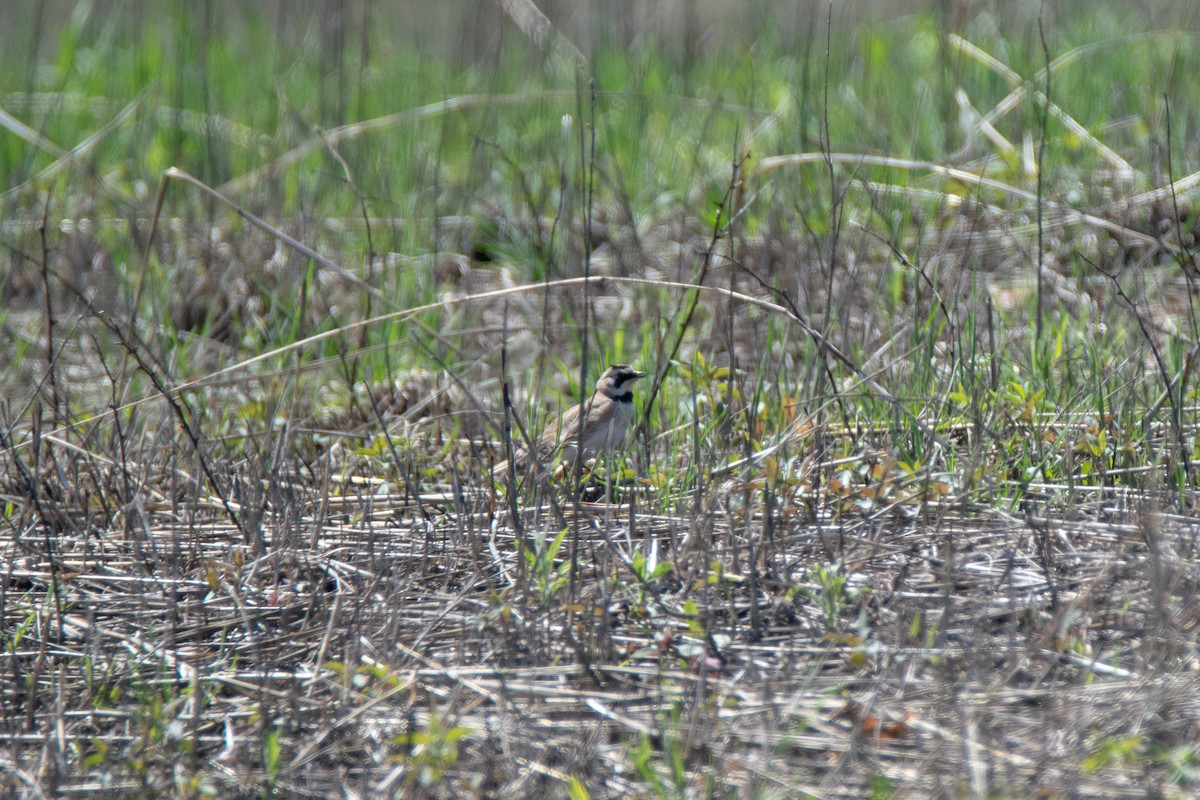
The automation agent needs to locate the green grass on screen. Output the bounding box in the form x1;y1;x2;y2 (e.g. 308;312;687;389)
6;0;1200;797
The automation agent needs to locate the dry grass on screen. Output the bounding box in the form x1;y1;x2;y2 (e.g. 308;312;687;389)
5;448;1200;797
8;2;1200;798
7;182;1200;796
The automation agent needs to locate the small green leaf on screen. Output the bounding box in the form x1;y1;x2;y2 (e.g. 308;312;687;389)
567;776;591;800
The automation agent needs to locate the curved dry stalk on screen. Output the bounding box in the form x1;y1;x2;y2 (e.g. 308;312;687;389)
20;273;951;481
750;152;1161;248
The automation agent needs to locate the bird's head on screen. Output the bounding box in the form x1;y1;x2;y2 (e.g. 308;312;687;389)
596;364;647;399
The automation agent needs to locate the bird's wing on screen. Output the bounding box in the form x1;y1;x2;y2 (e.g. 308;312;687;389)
540;396;591;449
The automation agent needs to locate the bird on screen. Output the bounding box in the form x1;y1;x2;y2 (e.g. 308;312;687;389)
494;364;647;481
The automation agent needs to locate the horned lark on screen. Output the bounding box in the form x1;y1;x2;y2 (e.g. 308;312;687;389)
495;364;647;480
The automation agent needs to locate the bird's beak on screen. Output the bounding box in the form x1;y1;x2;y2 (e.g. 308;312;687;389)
634;370;647;379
